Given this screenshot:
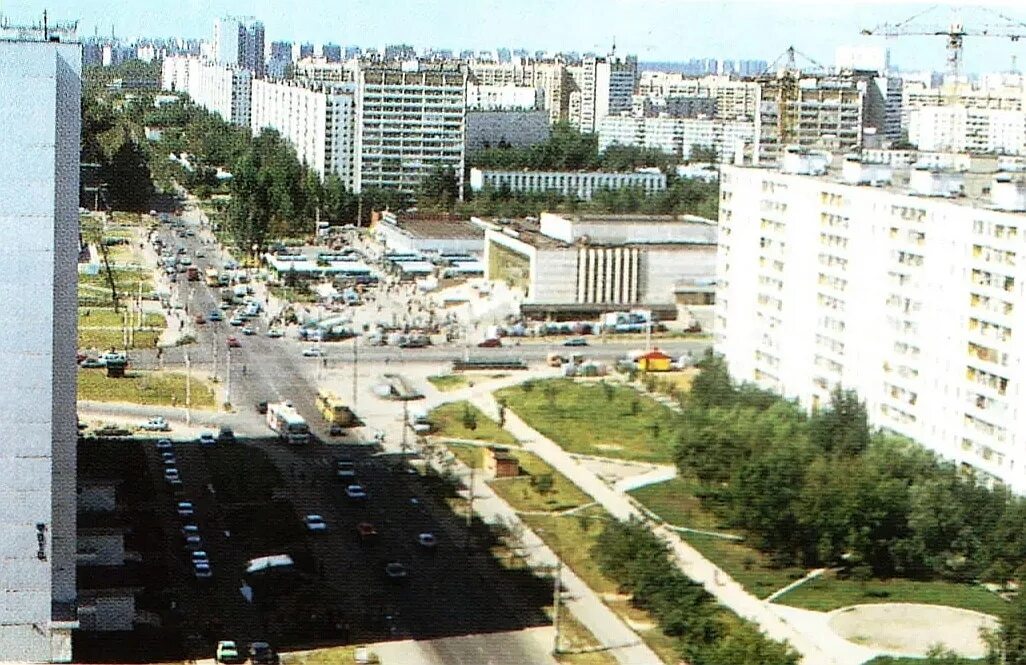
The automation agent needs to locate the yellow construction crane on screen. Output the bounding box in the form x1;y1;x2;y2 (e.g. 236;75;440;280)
861;5;1026;79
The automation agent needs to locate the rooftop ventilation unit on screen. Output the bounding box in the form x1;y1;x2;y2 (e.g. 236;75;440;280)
841;155;892;186
779;147;830;176
909;165;963;197
991;173;1026;212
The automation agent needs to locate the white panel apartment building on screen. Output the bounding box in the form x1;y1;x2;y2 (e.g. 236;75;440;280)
717;156;1026;490
909;105;1026;156
161;55;253;127
250;79;356;187
599;114;755;162
469;168;666;200
636;72;760;121
0;39;81;662
353;64;467;194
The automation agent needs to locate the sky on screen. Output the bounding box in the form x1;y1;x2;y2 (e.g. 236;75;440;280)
6;0;1026;73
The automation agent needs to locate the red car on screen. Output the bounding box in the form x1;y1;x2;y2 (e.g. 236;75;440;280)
226;336;241;348
356;522;378;541
477;337;502;348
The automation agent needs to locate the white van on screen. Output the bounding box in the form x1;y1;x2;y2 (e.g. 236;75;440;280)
245;554;295;576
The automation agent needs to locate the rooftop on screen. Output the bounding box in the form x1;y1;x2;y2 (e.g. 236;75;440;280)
387;216;485;240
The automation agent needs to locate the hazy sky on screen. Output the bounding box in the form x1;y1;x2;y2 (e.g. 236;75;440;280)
7;0;1026;73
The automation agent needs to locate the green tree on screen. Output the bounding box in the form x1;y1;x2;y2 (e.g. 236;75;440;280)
417;165;460;209
998;590;1026;665
700;621;799;665
105;139;155;210
809;387;870;456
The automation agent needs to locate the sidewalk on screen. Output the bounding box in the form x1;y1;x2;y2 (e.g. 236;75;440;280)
462;387;862;665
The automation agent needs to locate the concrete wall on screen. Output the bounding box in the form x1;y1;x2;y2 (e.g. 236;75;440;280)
643;246;717;304
76;533;125;567
77;485;117;513
77;593;135;632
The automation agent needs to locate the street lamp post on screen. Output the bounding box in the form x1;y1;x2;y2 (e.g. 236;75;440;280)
226;346;232;409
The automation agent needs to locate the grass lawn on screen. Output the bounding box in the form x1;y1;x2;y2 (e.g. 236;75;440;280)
650;369;699;394
495;379;679;463
629;477;728;531
77;369;218;409
445;442;485;469
522;508;618;595
429;401;518;445
78;328;161;351
865;659;983;665
281;647;357;665
553;604;618;665
79;308;132;328
143;312;167;328
489;449;592;513
427;374;470;392
681;532;807;600
773;569;1009;616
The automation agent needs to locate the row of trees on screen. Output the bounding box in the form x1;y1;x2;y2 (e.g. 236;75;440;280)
594;519;798;665
81;83;155;211
679;354;1026;583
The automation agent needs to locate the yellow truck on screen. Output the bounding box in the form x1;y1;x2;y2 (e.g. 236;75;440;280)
316;390;357;427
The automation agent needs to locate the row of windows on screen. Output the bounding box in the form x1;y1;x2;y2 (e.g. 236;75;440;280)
968;317;1012;343
887;315;919;335
819;315;846;333
888;227;926;245
890;205;927;223
817;273;847;292
814;354;843;374
758;257;785;273
820;233;848;249
819;191;846;208
886;294;921;314
894;250;924;267
972;219;1020;240
970;292;1015;317
819;253;848;270
760;218;786;233
971;269;1015;292
885;382;918;406
758;275;784;291
881;403;916;425
883;362;919;379
815;333;845;355
964;413;1007;443
894;341;921;357
966;366;1009;395
820;212;849;229
818;293;845;311
971;244;1016;267
968;342;1010;367
961;438;1006;467
757;293;783;310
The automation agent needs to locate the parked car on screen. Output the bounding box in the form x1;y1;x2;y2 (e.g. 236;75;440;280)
229;317;244;326
156;438;173;450
79;357;104;368
477;337;501;348
217;426;235;444
302;347;324;357
248;642;276;665
256;401;268;414
176;501;194;517
266;328;284;338
336;460;356;480
198;432;216;447
417;532;438;549
193;560;213;579
563;337;588;347
216;640;244;664
226;336;241;348
191;550;210;566
194;314;206;325
208;310;223;322
303;515;327;532
141;417;170;431
242;326;255;336
164;468;181;484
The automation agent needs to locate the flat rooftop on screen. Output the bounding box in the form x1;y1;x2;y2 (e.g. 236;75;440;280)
393;217;485;240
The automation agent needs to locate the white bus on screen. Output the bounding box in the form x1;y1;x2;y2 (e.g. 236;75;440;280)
266;402;310;444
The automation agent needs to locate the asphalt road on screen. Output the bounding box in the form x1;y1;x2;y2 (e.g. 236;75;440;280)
132;214;560;660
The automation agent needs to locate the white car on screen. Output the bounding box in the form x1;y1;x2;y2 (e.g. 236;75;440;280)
142;417;170;431
303;515;327;532
156;438;173;450
198;432;216;446
302;347;324;357
193;561;213;579
345;484;368;500
417;532;438;549
176;501;194;517
266;329;284;338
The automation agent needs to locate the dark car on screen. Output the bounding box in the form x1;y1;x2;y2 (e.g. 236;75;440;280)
248;642;277;665
256;401;268;414
217;426;235;444
477;337;501;348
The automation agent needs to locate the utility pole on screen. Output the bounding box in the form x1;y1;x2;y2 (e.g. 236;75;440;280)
351;335;358;411
465;465;475;549
184;351;191;426
226;346;232;408
552;560;563;655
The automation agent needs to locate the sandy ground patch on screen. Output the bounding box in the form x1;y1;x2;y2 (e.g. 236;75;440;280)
828;603;998;658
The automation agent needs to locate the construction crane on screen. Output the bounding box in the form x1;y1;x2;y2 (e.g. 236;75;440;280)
759;46;829;151
861;5;1026;79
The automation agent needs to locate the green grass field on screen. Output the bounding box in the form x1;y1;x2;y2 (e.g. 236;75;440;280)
522;507;619;595
773;569;1008;616
77;369;217;409
427;374;470;392
494;379;679;463
78;328;161;351
429;401;518;445
681;532;807;600
629;477;729;531
487;448;592;513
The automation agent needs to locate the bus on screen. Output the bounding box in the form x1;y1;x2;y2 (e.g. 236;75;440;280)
316;390;356;427
266;402;310;444
205;268;219;287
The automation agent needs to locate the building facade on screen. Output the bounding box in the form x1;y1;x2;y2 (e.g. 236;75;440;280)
353;63;467;195
717;157;1026;491
466;110;550;156
908;105;1026;156
161;56;253;127
0;39;81;662
469;168;667;200
212;16;264;77
250;79;357;187
599;114;755;162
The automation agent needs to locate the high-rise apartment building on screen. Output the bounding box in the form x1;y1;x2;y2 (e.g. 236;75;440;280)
637;73;760;121
291;42;314;63
717;152;1026;491
161;56;252;127
568;54;637;133
0;38;81;662
251;79;357;188
909;106;1026;155
599;114;754;162
353;62;467;194
212;16;264;77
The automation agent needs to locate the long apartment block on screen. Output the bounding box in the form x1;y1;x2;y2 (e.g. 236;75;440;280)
717;152;1026;491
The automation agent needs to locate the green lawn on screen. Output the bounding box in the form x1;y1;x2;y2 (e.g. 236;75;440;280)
78;328;161;351
427;374;470;392
79;308;133;328
77;369;217;409
495;379;679;463
774;569;1008;616
681;532;807;600
489;449;592;513
629;477;729;531
522;508;619;595
445;442;485;469
429;401;518;445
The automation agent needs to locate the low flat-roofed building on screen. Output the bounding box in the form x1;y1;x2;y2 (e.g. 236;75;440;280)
469;167;667;200
372;211;486;255
484;212;717;314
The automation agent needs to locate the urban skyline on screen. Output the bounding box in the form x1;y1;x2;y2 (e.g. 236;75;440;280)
8;0;1026;74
